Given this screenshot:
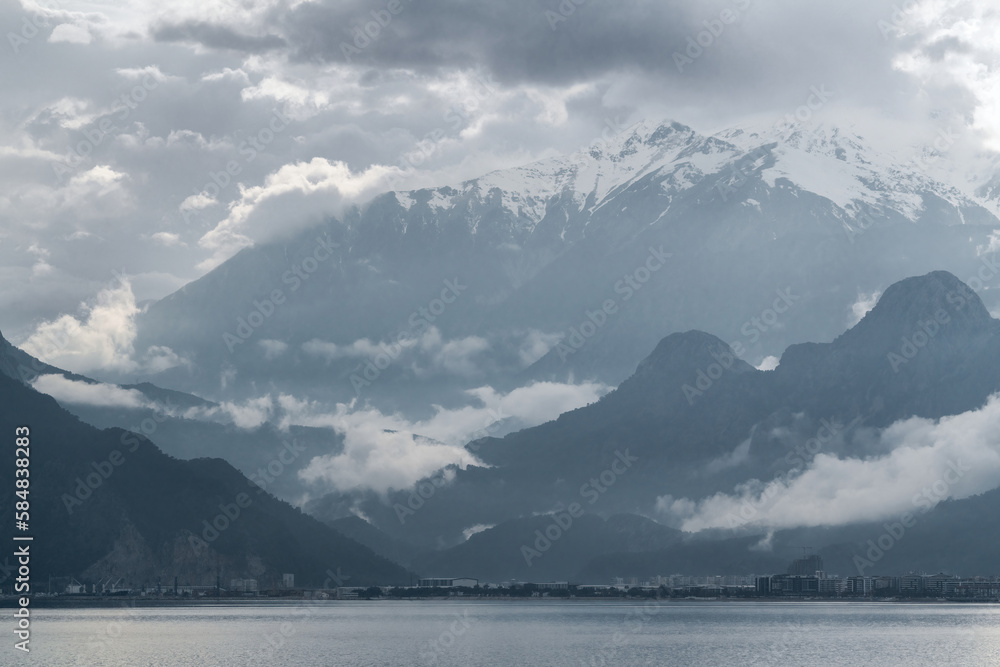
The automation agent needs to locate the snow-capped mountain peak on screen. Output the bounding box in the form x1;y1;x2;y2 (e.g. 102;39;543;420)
382;116;998;255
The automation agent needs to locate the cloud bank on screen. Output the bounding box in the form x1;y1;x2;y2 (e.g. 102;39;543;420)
660;393;1000;532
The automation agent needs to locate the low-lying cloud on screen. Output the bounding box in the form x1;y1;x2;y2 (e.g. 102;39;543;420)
289;379;609;495
660;394;1000;532
18;277;187;377
31;374;152;408
302;326;493;378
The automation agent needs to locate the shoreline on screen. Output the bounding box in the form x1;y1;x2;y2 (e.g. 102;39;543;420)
3;595;997;609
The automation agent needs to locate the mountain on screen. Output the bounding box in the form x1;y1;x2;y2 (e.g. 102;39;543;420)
306;271;1000;579
328;516;429;569
0;349;409;589
129;119;1000;413
0;329;346;505
410;514;684;583
573;487;1000;581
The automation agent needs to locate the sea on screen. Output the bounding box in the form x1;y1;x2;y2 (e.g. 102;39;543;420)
18;600;1000;666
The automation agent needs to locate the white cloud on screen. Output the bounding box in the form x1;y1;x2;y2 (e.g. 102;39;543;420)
116;65;179;83
287;378;608;494
142;345;188;374
151;231;183;246
258;338;288;360
49;22;92;45
756;355;780;371
197;157;397;270
219;395;273;429
704;438;753;474
892;1;1000;150
17;277;186;375
848;290;882;327
299;428;467;495
302;336;415;362
518;329;561;367
30;374;151;408
19;277;140;373
185;395;275;429
202;67;250;84
424;331;490;377
660;394;1000;532
241;76;331;118
303;326;489;377
462;523;494;541
179;192;217;211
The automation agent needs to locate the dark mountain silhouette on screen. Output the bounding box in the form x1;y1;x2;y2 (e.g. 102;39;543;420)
0;358;409;589
308;271;1000;580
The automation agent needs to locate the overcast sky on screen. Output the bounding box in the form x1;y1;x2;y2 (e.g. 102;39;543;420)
2;0;999;341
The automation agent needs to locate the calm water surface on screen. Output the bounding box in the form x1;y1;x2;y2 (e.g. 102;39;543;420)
21;600;1000;666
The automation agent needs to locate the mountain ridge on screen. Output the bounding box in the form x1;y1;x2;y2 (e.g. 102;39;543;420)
307;271;1000;565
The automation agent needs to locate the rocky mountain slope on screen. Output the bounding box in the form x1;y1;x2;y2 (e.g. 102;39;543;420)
308;272;1000;574
0;354;409;589
129;119;1000;412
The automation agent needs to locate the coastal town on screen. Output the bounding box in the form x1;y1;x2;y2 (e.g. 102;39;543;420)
10;557;1000;603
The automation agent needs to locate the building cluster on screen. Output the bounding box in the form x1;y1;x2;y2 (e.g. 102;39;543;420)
754;572;1000;598
747;555;1000;598
603;557;1000;600
32;573;297;598
25;558;1000;601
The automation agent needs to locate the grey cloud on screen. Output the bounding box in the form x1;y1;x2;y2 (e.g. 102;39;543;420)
923;35;971;61
151;20;287;53
278;0;691;84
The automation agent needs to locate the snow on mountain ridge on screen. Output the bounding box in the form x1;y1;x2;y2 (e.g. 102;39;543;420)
387;117;997;239
715;120;989;221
